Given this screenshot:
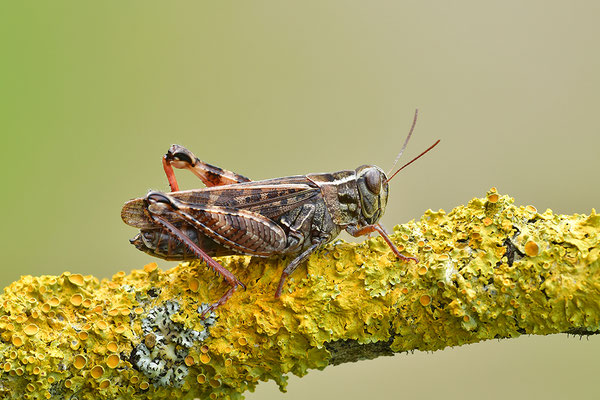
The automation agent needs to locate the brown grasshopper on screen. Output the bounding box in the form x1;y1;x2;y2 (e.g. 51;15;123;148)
121;111;439;314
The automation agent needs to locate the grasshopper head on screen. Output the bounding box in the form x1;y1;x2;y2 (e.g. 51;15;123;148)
355;165;389;225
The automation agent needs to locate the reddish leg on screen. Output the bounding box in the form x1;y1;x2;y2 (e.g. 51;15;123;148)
347;223;418;263
162;144;251;192
162;156;181;192
145;192;245;317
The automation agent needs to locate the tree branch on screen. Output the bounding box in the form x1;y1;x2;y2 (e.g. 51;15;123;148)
0;189;598;399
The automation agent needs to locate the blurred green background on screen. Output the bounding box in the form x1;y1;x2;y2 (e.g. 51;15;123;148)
1;1;599;399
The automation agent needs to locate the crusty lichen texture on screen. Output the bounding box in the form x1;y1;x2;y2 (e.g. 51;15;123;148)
1;189;598;399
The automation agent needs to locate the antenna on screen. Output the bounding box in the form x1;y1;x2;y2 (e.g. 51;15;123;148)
384;139;441;184
387;109;419;177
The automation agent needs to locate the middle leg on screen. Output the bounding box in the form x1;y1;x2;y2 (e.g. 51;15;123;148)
275;239;324;298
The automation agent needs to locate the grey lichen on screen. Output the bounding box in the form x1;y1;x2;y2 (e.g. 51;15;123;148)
129;301;216;387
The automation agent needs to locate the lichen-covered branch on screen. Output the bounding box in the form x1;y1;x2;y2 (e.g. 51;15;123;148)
1;189;598;400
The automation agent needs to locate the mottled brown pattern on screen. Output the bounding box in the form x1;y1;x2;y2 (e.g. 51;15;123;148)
123;143;417;308
177;205;287;256
307;171;361;225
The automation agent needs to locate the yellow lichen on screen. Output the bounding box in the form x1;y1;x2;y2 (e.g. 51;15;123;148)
96;320;108;331
73;355;87;370
106;354;120;369
199;353;211;364
420;294;432;306
144;333;156;349
70;294;83;307
524;240;539;257
0;190;597;400
90;365;104;379
143;263;157;273
107;342;118;352
23;324;39;336
525;205;537;213
11;336;23;347
188;278;200;292
68;274;85;287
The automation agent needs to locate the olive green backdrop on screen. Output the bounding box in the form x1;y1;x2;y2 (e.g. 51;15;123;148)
1;2;599;399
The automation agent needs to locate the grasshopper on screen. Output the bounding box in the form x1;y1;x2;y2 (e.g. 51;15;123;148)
121;111;439;314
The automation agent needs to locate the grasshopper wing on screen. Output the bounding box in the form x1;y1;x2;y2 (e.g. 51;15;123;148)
122;177;320;229
172;203;288;256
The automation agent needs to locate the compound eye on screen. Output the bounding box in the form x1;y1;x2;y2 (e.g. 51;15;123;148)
365;169;381;195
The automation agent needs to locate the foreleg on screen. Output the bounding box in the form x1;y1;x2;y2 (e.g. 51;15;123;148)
346;223;418;263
